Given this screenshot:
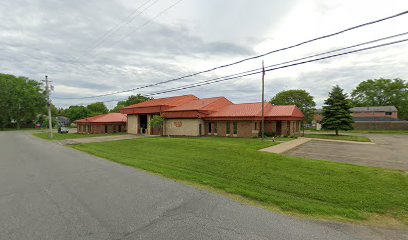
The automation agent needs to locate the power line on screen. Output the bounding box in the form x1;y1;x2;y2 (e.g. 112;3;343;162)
76;0;159;59
141;37;408;96
102;0;184;52
56;10;408;100
70;36;408;104
139;31;408;95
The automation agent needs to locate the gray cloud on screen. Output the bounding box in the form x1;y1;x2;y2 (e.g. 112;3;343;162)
1;0;408;110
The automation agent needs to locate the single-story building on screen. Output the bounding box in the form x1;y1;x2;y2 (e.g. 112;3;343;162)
350;106;399;119
75;113;127;134
312;106;407;130
120;95;304;137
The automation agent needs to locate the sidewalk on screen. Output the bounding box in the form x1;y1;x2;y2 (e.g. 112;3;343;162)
260;138;312;154
59;134;157;145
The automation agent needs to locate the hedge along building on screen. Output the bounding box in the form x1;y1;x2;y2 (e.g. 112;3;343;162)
120;95;304;137
75;113;127;134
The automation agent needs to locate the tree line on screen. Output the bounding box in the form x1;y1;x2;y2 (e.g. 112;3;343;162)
1;72;406;131
270;78;408;135
55;94;153;123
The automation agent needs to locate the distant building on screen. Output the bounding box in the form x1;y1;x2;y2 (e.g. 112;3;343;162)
75;113;127;134
312;106;407;130
350;106;398;120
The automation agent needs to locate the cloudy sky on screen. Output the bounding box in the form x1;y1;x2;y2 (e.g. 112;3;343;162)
1;0;408;109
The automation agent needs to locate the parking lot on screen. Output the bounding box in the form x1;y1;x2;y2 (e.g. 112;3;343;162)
285;134;408;171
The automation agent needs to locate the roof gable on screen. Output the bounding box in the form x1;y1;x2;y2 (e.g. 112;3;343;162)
165;97;233;112
123;95;198;109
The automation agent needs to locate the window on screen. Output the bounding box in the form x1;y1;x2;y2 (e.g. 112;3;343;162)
385;112;392;116
233;122;238;135
208;122;212;133
254;122;257;130
226;122;230;134
214;122;218;134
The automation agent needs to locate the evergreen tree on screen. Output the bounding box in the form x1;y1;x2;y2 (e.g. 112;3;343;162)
321;85;353;135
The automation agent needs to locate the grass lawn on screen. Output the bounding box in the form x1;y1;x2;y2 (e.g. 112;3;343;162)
304;133;371;142
73;137;408;225
33;132;126;141
306;129;408;135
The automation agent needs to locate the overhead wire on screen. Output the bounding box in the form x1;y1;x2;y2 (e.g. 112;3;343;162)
55;10;408;100
69;35;408;104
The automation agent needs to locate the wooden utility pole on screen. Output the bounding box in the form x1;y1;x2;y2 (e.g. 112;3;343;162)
43;75;53;139
261;60;265;140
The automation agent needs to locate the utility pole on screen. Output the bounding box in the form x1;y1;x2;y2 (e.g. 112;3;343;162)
43;75;53;139
261;60;265;140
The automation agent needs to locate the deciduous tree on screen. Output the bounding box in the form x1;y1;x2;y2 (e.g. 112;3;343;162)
351;78;408;119
110;94;152;112
0;73;46;129
270;89;316;123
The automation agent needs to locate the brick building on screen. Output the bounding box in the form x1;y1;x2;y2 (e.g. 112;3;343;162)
120;95;304;137
312;106;406;130
75;113;127;134
350;106;398;120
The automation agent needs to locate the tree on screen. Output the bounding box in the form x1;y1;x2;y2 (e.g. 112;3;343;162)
65;106;91;122
321;85;354;135
351;78;408;119
270;89;316;123
149;115;165;135
0;73;47;129
87;102;108;115
110;94;152;112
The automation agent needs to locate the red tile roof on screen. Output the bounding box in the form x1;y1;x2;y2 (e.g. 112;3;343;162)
123;95;198;109
207;102;272;117
120;94;304;120
164;97;232;112
207;102;304;119
75;113;127;123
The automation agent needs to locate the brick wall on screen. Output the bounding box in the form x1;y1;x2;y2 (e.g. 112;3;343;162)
77;123;126;134
353;121;408;130
353;111;398;119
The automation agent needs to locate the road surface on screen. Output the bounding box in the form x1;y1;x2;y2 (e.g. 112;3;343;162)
0;131;406;240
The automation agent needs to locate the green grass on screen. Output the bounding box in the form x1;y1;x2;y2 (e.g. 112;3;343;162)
306;129;408;135
33;132;126;141
73;137;408;225
304;134;371;142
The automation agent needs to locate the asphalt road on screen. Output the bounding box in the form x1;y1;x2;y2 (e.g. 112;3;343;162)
285;134;408;170
0;131;406;240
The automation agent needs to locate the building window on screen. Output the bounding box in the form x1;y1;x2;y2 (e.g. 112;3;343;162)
208;122;212;133
214;122;218;134
233;122;238;135
254;122;257;130
385;112;392;116
226;122;230;134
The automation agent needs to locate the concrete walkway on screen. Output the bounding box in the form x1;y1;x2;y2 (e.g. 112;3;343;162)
303;138;375;145
260;138;312;153
59;134;157;145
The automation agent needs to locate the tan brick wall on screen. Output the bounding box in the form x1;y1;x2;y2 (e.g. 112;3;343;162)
164;119;204;136
127;115;138;134
353;111;398;119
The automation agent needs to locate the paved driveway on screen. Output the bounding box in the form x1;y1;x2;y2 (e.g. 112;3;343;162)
285;134;408;171
1;131;407;240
